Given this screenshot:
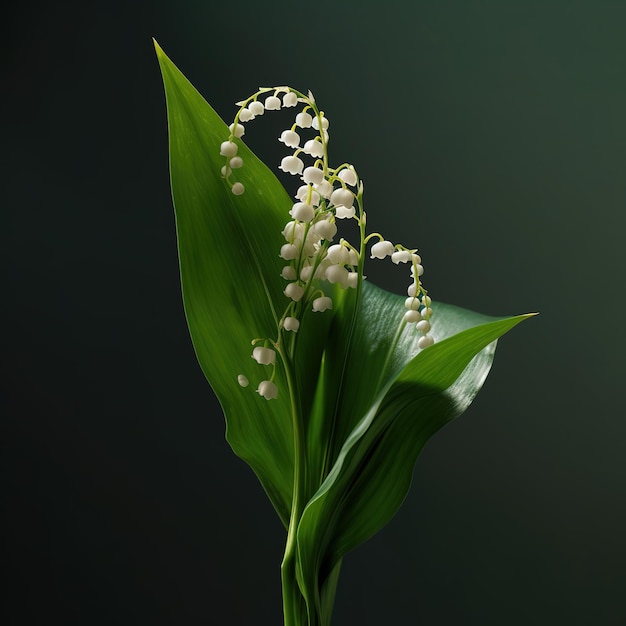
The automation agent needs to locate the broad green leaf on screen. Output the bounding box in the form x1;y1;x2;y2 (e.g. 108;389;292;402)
156;42;332;527
295;286;532;621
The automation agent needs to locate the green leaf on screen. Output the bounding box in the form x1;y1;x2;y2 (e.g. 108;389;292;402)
155;41;332;527
295;286;532;621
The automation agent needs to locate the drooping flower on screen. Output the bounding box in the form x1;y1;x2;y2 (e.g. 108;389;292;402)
283;316;300;331
370;240;395;259
290;202;315;222
252;346;276;365
257;380;278;400
282;92;298;107
248;100;265;116
265;95;281;110
279;130;300;148
329;188;353;209
295;111;313;128
280;155;304;175
312;296;332;312
284;282;305;301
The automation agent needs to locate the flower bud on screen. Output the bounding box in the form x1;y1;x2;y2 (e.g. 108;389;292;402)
418;335;434;349
220;141;238;157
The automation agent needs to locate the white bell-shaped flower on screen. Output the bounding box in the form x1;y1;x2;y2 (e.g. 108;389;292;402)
295;185;321;207
283;316;300;332
257;380;278;400
249;101;265;116
325;264;349;287
280;243;299;260
330;188;353;209
239;108;254;122
221;165;231;178
279;130;300;148
338;167;358;187
290;202;314;222
347;249;359;266
412;253;422;265
418;335;434;349
302;167;325;185
220;141;238;157
282;220;305;243
284;282;305;301
327;244;350;265
231;182;245;195
346;271;359;289
229;123;245;138
407;282;418;297
280;155;304;175
295;111;313;128
281;265;297;280
300;265;314;281
315;180;333;198
283;92;298;108
229;156;243;169
314;258;332;279
265;95;281;110
422;295;432;306
252;346;276;365
370;240;395;259
237;374;249;387
312;296;333;312
335;206;356;219
303;139;324;158
421;306;433;319
391;250;412;264
410;263;425;277
313;219;337;241
312;115;329;131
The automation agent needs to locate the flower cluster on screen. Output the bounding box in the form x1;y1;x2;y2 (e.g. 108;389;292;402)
221;87;433;399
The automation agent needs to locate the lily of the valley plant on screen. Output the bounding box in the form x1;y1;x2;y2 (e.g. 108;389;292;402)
155;41;533;626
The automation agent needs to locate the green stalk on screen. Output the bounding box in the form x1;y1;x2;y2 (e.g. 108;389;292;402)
280;347;309;626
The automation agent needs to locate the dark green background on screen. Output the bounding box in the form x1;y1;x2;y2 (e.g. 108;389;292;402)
4;1;625;624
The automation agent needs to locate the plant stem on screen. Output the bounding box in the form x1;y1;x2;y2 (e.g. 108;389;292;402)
280;349;308;626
